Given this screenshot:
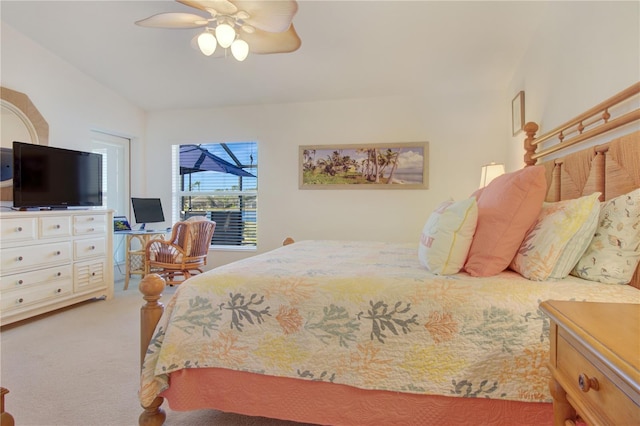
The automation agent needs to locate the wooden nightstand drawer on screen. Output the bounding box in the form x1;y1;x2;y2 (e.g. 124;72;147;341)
542;301;640;426
557;332;639;425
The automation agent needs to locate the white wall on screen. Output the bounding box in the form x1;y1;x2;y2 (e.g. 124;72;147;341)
0;23;147;206
506;1;640;170
146;90;507;265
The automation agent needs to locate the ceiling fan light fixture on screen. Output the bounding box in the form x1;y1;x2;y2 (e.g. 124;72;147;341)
197;31;217;56
215;23;236;48
230;39;249;61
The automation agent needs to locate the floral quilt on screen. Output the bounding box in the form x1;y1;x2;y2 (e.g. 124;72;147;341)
140;240;640;407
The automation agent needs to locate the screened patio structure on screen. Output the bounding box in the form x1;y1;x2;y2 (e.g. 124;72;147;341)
178;143;257;246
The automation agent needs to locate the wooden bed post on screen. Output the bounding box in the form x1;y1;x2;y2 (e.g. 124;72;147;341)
0;387;15;426
523;121;539;166
139;274;167;426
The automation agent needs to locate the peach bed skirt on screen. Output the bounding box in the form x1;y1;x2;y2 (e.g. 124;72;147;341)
162;368;553;425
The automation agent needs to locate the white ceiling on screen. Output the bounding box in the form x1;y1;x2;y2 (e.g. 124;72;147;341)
1;1;551;112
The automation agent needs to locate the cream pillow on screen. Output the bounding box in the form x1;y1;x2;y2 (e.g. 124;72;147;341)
572;188;640;284
418;198;478;275
511;193;601;281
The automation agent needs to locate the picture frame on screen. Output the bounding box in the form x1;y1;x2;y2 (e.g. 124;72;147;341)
299;142;429;189
512;91;525;136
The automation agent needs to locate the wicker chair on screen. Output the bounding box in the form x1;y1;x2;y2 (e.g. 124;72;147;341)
145;217;216;286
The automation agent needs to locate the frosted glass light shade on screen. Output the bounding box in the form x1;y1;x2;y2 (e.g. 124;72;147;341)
479;163;505;188
197;32;217;56
215;24;236;48
231;39;249;61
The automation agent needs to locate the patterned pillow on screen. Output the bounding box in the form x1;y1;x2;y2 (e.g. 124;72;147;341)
418;197;478;275
572;188;640;284
511;193;601;281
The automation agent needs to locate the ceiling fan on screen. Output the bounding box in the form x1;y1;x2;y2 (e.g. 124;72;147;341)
135;0;301;61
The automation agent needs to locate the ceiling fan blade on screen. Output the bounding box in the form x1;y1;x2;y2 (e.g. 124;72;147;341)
135;12;208;29
241;24;301;54
231;0;298;33
178;0;238;15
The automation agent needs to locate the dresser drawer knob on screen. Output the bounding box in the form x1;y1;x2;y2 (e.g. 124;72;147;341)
17;298;24;304
54;251;61;255
56;288;62;294
90;245;96;250
16;226;23;232
578;373;599;392
17;279;24;285
55;224;61;229
56;272;62;277
16;256;23;262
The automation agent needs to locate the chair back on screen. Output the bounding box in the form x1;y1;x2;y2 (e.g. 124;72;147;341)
184;219;216;257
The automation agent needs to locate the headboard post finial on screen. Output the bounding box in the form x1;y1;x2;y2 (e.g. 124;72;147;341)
523;122;539;166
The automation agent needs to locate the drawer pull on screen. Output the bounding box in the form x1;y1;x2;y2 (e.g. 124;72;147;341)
55;224;61;229
56;272;62;277
16;226;23;232
56;288;62;294
17;298;24;304
578;373;599;392
17;279;24;285
89;228;95;232
16;256;23;261
54;251;61;256
90;245;96;250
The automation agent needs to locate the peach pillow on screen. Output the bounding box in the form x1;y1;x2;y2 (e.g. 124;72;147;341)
464;166;547;277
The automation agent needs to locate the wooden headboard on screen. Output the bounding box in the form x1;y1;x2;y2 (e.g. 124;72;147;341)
523;82;640;289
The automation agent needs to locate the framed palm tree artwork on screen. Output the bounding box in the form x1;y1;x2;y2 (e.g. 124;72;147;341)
299;142;429;189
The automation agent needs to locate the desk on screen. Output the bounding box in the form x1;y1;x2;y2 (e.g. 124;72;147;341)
116;230;167;290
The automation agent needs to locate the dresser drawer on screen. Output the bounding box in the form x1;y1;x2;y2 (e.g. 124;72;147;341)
0;217;37;244
74;237;106;260
557;332;640;425
0;241;72;274
0;279;73;313
40;216;72;238
73;214;106;235
0;264;73;291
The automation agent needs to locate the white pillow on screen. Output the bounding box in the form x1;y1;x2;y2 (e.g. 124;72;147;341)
418;198;478;275
572;188;640;284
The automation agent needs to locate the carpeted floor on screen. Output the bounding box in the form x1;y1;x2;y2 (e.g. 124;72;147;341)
0;276;312;426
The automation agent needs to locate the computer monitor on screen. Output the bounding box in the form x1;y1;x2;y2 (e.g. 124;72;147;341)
131;197;165;230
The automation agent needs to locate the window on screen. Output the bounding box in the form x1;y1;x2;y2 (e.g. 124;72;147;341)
172;142;257;248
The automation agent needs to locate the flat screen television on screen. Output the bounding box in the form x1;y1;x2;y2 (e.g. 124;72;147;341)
131;197;165;230
13;141;103;209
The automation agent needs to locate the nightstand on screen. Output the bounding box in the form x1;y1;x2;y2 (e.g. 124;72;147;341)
540;301;640;426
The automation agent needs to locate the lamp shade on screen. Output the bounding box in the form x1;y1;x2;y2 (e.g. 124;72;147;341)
197;32;217;56
215;23;236;48
479;162;505;188
231;39;249;61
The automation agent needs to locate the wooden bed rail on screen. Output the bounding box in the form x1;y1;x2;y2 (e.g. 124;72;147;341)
524;82;640;165
139;274;166;426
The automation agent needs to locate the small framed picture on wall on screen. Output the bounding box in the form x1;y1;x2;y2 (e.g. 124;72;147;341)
512;91;525;136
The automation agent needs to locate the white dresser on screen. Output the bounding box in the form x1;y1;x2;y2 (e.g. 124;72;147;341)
0;210;114;325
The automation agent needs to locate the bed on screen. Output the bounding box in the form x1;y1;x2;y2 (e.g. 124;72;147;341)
138;83;640;426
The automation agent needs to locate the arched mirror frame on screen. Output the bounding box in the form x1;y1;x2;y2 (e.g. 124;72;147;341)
1;86;49;201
